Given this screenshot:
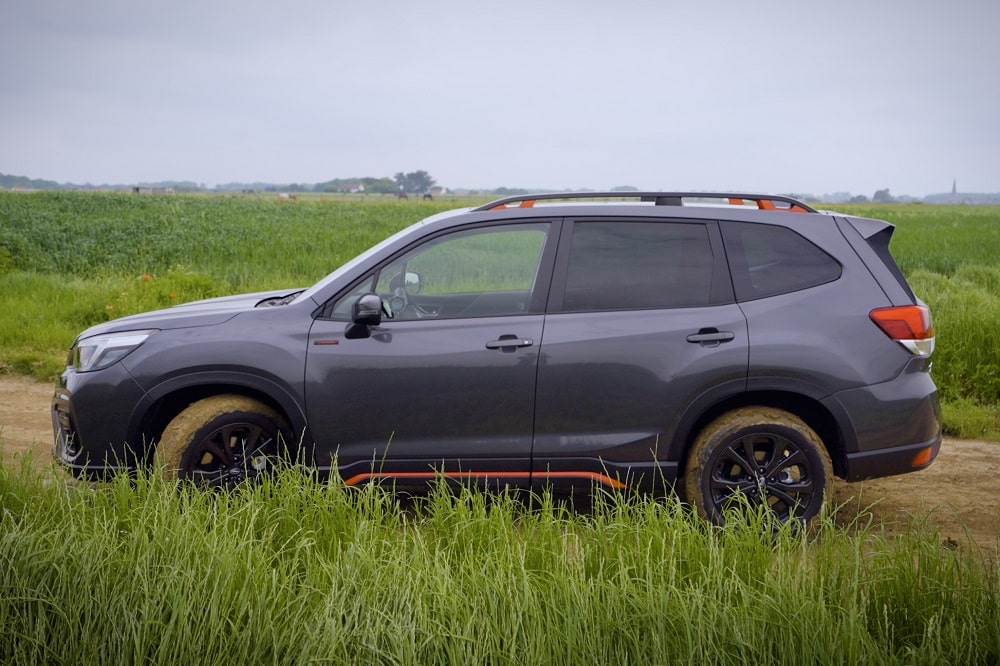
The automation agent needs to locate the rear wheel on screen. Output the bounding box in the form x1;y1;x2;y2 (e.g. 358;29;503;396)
154;395;292;489
684;407;832;527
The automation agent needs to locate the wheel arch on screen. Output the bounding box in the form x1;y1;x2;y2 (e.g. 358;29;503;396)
126;372;310;465
672;390;848;480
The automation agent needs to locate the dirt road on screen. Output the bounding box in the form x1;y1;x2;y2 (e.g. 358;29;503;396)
2;376;997;555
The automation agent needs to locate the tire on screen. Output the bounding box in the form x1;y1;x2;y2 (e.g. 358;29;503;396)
684;407;833;527
154;395;292;489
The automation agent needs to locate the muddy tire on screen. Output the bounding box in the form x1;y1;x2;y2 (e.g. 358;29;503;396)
684;406;833;527
154;395;292;489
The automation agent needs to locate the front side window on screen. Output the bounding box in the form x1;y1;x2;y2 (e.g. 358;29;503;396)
330;224;550;321
561;221;715;311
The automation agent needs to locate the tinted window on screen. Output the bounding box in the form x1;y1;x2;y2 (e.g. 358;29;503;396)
376;226;545;296
722;223;841;301
561;221;714;311
329;224;549;321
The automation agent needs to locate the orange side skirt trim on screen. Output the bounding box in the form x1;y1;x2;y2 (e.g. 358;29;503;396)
342;470;626;489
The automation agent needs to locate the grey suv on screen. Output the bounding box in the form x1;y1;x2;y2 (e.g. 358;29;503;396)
52;192;941;525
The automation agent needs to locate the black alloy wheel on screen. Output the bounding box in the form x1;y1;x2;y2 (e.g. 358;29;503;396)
685;407;833;526
155;395;292;489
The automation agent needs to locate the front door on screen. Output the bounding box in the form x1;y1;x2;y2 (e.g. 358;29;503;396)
305;222;554;488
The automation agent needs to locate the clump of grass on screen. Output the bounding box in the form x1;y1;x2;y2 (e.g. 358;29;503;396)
907;265;1000;439
1;457;997;664
941;397;1000;440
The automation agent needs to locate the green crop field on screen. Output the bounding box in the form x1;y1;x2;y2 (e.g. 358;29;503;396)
1;192;997;437
2;192;1000;664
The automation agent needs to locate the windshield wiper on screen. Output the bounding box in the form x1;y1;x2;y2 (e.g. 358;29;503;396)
255;290;304;307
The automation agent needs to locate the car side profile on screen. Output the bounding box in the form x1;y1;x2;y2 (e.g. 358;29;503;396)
53;192;941;525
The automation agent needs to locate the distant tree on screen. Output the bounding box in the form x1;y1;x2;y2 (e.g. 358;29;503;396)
611;185;639;192
363;177;397;194
0;172;68;190
849;194;870;203
873;188;894;203
317;178;356;193
493;187;531;196
394;170;436;194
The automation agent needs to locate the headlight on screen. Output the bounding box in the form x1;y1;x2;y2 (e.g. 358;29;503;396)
72;330;156;372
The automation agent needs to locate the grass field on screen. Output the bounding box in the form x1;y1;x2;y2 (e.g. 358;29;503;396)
2;458;998;664
1;191;997;437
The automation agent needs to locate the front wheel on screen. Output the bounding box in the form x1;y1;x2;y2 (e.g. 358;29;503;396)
684;407;833;527
154;395;292;489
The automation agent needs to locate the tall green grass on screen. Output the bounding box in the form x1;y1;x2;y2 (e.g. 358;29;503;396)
1;193;998;437
2;456;997;664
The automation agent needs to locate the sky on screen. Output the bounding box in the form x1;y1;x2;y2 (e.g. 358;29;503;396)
2;0;998;197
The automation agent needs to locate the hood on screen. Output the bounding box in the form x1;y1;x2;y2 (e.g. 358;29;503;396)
75;288;304;341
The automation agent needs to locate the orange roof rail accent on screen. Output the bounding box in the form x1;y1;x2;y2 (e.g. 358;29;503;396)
726;197;813;213
758;199;811;213
489;199;536;210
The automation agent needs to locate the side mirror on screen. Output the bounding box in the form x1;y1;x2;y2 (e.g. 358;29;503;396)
345;293;382;339
352;293;383;326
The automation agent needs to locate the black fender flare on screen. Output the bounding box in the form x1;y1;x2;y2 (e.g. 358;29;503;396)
666;376;847;464
126;370;311;452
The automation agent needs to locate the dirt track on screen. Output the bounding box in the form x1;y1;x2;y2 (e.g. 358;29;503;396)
2;375;997;555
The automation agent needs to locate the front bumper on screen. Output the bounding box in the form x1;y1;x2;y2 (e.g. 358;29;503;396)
51;364;148;478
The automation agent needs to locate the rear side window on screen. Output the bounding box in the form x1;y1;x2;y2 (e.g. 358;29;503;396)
722;222;841;301
562;221;714;311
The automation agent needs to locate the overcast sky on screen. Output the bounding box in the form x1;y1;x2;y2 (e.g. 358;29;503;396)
2;0;998;196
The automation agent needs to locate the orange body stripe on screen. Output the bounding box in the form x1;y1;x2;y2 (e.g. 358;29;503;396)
343;470;626;489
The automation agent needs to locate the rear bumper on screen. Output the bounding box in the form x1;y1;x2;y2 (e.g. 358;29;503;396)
842;433;941;482
824;357;942;482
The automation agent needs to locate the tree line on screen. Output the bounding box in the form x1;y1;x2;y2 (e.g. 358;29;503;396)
315;171;436;194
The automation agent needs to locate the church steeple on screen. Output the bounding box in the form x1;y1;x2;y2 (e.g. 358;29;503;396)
952;178;957;195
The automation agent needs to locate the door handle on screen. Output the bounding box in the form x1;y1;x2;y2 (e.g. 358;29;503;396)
686;329;735;347
485;335;534;352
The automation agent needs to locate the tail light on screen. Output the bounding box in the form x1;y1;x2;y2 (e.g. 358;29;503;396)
869;305;935;357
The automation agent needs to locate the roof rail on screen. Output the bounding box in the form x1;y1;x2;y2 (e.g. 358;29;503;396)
474;191;817;213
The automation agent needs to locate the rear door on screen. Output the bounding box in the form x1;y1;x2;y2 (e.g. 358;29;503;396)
532;218;748;491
